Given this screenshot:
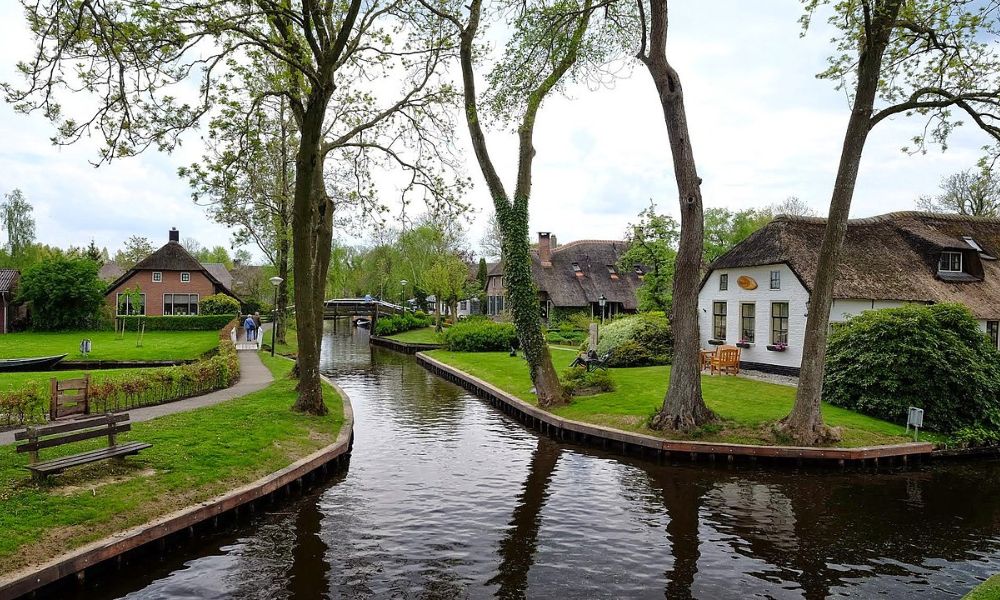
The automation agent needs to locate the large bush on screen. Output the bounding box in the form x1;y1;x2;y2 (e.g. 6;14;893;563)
18;257;106;330
824;303;1000;433
596;313;672;367
373;311;432;337
442;317;516;351
560;365;614;397
200;293;241;315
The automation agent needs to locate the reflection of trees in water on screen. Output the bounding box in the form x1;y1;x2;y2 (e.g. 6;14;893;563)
286;490;331;600
490;436;562;599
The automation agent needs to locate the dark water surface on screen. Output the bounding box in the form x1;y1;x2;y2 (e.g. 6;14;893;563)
70;325;1000;599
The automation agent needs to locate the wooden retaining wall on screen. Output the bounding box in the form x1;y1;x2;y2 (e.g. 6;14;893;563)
416;352;934;468
0;377;355;600
369;336;441;355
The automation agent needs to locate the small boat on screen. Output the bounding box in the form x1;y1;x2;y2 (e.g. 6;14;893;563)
354;318;371;328
0;354;68;372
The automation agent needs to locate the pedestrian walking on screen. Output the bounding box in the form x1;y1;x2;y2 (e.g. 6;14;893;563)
244;314;256;341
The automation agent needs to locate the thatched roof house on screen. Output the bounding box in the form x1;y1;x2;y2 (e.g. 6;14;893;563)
0;269;18;334
700;211;1000;375
486;232;642;319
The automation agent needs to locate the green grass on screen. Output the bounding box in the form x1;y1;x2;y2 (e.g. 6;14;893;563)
965;575;1000;599
0;330;220;362
0;353;344;575
426;348;941;448
387;327;442;345
0;367;160;392
265;326;298;357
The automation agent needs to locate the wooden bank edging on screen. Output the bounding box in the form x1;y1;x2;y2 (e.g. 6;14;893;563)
415;352;934;466
0;376;354;600
370;335;442;354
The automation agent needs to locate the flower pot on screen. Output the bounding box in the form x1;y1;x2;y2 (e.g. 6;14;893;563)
708;339;725;346
766;345;787;352
736;342;751;349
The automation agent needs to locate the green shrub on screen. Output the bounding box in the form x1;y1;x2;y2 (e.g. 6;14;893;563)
18;257;106;330
373;311;433;336
117;315;235;331
824;303;1000;434
200;293;241;315
560;365;614;397
443;319;516;351
596;313;672;367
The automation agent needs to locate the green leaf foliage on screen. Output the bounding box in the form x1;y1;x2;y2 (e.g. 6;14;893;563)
560;365;614;397
824;303;1000;433
17;256;105;331
596;313;672;367
373;312;433;337
442;317;516;352
200;293;241;316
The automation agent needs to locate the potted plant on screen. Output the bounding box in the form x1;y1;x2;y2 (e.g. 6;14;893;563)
766;341;788;352
736;339;752;349
708;339;725;346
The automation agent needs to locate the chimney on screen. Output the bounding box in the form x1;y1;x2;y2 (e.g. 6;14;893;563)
169;227;180;243
538;232;552;267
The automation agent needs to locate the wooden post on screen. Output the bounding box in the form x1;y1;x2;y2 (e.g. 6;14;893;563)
49;378;58;421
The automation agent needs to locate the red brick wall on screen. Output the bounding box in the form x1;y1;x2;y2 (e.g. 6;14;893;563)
106;269;217;316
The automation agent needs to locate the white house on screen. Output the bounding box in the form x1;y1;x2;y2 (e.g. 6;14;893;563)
699;212;1000;375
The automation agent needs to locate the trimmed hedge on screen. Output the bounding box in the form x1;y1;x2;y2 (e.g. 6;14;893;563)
200;293;241;315
824;303;1000;434
442;317;516;352
596;313;672;367
373;311;433;337
117;315;236;331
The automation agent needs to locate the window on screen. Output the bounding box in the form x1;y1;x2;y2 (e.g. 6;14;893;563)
152;271;162;283
180;272;191;283
116;293;146;316
719;273;729;291
740;303;755;343
771;302;789;345
488;295;505;315
571;262;583;277
163;293;199;315
712;301;727;340
964;236;983;252
460;300;468;311
938;251;963;272
607;265;619;280
770;270;781;290
989;321;1000;349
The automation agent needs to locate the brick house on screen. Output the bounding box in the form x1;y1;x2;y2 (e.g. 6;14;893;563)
104;228;238;316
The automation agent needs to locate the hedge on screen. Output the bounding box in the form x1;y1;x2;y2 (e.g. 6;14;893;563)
116;314;237;331
442;317;516;352
373;311;432;337
596;313;672;367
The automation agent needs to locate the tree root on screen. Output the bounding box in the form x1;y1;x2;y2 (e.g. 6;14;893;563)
649;408;715;432
773;420;843;446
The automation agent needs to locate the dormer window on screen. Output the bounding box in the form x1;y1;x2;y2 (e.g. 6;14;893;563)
572;262;583;278
963;236;983;252
939;251;963;273
606;265;619;280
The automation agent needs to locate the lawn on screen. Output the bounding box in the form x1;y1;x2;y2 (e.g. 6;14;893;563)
0;330;220;362
387;327;442;345
0;353;345;576
265;326;298;357
425;348;940;448
965;574;1000;599
0;367;160;392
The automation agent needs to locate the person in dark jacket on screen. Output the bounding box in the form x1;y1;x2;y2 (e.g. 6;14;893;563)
244;314;256;341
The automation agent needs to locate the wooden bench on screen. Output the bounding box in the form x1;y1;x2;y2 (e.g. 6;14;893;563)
15;414;151;480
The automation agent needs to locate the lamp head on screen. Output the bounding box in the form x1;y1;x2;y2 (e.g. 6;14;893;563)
269;276;284;287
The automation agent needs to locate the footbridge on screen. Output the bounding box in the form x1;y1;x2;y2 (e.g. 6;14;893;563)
323;298;407;320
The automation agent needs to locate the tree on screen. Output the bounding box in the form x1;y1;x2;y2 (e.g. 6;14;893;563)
636;0;715;430
479;212;504;261
916;167;1000;217
114;236;155;270
1;189;36;265
424;254;470;332
85;240;104;265
430;0;627;407
17;257;105;330
477;257;489;315
703;207;771;265
767;196;816;218
7;1;465;415
620;202;678;313
785;0;1000;444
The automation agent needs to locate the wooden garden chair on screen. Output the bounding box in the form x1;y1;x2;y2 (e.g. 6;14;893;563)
709;346;741;376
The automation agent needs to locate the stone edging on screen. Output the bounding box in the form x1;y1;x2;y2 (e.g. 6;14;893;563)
0;374;354;600
369;335;442;354
415;352;934;467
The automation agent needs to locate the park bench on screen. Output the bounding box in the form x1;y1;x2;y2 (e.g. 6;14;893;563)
709;345;741;376
570;350;610;372
15;413;151;480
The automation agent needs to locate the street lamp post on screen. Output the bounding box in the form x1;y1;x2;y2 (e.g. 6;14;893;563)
269;276;283;357
598;294;607;325
400;279;408;310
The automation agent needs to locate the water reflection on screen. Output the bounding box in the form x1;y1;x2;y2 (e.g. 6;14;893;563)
62;323;1000;599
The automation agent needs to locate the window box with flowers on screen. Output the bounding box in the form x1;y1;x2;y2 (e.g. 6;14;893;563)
766;342;788;352
736;340;752;349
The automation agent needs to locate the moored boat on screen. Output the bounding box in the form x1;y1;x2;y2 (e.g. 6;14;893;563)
0;354;68;372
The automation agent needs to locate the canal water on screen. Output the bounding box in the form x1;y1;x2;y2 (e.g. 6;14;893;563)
70;325;1000;599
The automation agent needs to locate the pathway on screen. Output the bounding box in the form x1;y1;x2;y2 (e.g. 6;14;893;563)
0;349;274;446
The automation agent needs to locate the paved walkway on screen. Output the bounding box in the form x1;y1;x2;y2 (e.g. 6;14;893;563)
0;349;274;446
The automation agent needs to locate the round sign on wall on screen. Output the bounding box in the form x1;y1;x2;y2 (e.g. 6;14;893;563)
737;276;758;290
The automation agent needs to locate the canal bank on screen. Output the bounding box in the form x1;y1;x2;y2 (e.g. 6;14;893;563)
47;325;1000;599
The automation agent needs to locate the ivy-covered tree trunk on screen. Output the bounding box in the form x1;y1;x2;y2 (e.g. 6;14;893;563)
781;0;903;444
639;0;715;430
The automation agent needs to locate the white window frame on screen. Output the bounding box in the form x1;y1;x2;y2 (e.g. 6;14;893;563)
152;271;162;283
769;270;781;290
163;293;200;316
740;302;755;343
116;292;146;316
180;271;191;283
771;301;789;345
719;273;729;291
938;251;963;273
712;301;727;340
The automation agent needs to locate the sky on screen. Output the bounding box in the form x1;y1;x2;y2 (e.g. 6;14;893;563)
0;1;991;261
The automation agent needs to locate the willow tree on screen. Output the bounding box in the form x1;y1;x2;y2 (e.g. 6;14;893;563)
424;0;629;406
634;0;715;429
784;0;1000;443
5;1;464;415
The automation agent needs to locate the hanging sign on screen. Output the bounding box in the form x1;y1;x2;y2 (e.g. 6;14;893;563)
737;276;758;290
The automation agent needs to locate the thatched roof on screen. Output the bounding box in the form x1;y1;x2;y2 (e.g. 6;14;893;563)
98;262;125;282
0;269;17;294
490;239;642;309
708;211;1000;319
201;263;233;290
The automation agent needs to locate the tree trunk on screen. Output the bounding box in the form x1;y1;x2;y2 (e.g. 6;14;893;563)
291;88;332;416
781;0;902;444
276;233;290;345
640;0;714;430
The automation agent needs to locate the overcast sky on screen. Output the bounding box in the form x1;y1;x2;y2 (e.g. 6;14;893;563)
0;1;990;261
